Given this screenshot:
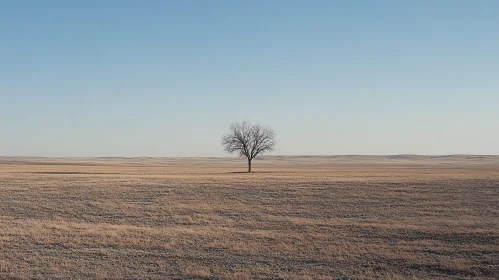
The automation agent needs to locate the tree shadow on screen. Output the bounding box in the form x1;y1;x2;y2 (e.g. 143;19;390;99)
226;171;272;174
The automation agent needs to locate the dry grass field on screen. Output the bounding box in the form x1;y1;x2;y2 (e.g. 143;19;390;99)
1;156;498;279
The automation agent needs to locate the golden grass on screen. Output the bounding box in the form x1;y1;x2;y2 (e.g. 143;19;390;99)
0;157;498;279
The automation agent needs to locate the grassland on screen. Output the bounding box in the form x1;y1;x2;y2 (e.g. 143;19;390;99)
1;156;498;279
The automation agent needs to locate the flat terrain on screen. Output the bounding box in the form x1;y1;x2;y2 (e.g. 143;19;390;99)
1;156;498;279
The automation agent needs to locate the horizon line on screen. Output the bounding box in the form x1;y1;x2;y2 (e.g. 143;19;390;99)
1;154;498;159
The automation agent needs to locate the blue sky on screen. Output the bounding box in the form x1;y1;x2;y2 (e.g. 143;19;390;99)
1;1;498;156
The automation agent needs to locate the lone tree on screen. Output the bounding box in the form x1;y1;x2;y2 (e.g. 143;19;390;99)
222;121;276;172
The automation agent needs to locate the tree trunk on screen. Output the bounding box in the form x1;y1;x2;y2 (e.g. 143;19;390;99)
248;158;252;173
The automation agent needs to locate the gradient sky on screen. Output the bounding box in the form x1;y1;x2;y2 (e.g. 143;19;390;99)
1;1;498;157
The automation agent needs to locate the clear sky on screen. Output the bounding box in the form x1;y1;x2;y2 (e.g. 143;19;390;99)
1;1;498;157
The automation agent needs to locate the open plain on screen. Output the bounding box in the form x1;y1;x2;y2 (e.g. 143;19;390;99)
1;156;498;279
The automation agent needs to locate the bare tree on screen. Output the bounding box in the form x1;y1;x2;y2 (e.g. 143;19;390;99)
222;121;276;172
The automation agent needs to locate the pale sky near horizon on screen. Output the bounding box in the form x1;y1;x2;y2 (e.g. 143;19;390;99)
1;1;498;157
